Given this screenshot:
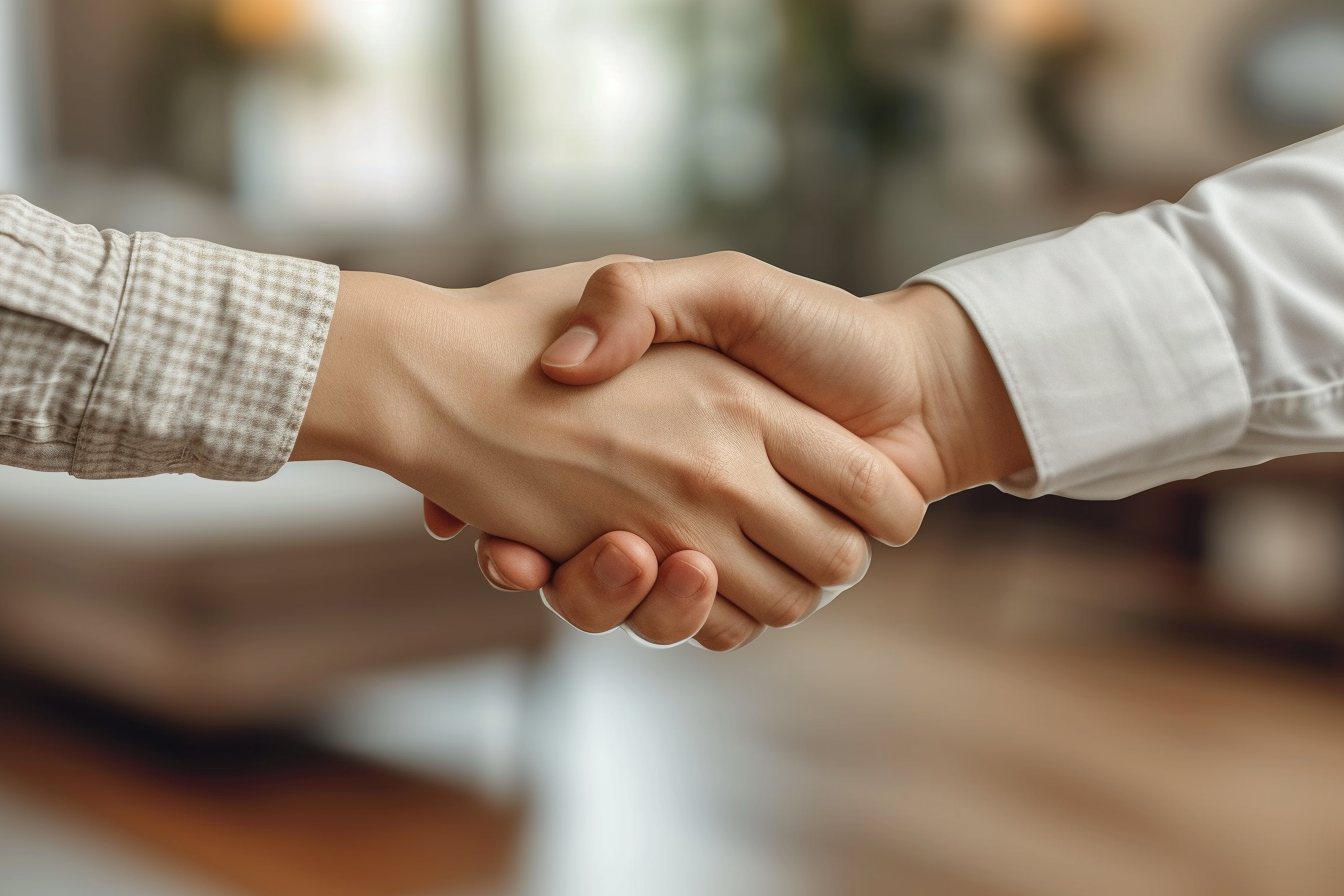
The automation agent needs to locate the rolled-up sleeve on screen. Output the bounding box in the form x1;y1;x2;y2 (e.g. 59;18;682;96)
0;195;339;480
910;127;1344;500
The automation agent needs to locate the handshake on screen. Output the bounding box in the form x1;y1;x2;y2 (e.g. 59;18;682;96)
292;252;1032;651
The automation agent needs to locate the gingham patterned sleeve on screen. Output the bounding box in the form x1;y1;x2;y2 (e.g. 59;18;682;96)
0;194;339;480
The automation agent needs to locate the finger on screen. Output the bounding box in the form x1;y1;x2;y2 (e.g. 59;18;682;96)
538;532;660;633
708;528;830;630
762;402;927;549
539;261;656;381
735;479;872;614
540;252;786;385
700;438;879;629
424;497;467;541
622;551;718;646
693;595;766;653
477;530;753;650
731;419;877;591
476;534;556;591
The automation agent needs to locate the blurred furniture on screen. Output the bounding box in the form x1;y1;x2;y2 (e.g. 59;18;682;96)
1120;455;1344;651
0;463;550;727
954;453;1344;665
1234;0;1344;141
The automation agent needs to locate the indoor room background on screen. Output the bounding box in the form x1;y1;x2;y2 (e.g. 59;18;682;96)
3;1;1344;895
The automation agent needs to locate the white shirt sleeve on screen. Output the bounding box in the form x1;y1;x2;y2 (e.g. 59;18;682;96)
908;126;1344;500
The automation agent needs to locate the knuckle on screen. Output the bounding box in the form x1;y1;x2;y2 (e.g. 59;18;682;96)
708;249;754;269
706;367;766;424
842;447;889;514
818;529;869;588
709;250;772;282
680;443;743;503
696;614;761;652
585;260;649;303
593;253;649;266
705;252;780;345
760;582;821;629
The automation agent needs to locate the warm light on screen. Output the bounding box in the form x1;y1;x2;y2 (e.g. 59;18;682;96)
968;0;1086;47
215;0;307;50
232;0;464;230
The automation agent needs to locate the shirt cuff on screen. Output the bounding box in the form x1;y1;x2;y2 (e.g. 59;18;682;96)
72;231;339;481
908;210;1251;499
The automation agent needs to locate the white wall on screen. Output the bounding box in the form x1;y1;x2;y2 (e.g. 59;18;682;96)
0;0;30;193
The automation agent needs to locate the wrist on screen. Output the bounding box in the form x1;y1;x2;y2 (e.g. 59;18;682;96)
292;271;424;472
883;283;1032;495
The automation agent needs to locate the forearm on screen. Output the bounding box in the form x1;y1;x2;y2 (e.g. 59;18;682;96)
0;195;338;480
291;271;415;471
1144;127;1344;474
910;127;1344;499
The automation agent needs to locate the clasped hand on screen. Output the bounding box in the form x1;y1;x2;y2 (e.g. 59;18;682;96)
297;253;1030;652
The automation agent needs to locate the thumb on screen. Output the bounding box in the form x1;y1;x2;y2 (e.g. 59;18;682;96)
539;252;832;387
539;260;660;385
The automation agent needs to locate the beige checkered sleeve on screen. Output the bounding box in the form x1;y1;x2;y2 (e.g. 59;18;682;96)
0;195;339;480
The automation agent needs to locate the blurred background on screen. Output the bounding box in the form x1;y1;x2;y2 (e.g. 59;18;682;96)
4;0;1344;894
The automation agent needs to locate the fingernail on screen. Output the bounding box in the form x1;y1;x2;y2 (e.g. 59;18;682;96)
484;555;522;592
593;543;641;590
541;326;599;368
424;518;457;541
540;588;615;638
664;562;708;600
875;537;900;548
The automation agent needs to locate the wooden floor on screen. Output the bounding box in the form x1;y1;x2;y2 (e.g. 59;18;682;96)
756;530;1344;895
0;693;520;896
520;514;1344;896
9;512;1344;896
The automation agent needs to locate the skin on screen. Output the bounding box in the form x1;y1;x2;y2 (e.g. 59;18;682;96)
292;258;924;649
452;252;1033;650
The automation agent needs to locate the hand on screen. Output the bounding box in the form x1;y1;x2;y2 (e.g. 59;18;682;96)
293;259;921;648
468;252;1032;647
